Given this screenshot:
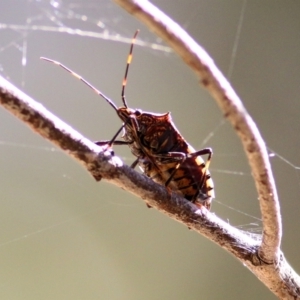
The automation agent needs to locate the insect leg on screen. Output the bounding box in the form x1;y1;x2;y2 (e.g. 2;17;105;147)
151;152;186;187
95;140;130;146
95;116;133;147
107;123;126;146
186;148;213;194
186;147;212;175
130;158;139;169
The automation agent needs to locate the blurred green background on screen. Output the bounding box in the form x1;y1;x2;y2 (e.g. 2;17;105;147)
0;1;300;299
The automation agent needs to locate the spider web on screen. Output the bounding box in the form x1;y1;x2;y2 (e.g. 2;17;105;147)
0;1;300;299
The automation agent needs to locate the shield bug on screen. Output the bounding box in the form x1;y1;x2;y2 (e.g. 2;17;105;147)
41;31;214;209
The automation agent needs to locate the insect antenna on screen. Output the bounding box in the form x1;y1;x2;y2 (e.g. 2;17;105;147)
40;57;118;112
121;30;139;108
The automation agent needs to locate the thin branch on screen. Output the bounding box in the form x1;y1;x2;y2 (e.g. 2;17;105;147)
113;0;281;264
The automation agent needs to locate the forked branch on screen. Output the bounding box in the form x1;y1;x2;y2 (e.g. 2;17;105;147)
114;0;281;266
111;0;300;298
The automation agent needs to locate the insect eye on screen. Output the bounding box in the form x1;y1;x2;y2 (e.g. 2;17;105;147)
135;109;142;116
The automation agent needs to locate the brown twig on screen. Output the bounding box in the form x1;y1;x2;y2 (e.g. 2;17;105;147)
110;0;300;298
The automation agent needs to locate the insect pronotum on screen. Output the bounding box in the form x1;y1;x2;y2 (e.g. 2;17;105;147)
41;30;215;209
